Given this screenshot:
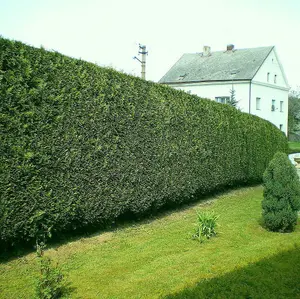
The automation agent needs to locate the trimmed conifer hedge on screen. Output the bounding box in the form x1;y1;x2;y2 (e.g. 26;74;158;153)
0;37;288;246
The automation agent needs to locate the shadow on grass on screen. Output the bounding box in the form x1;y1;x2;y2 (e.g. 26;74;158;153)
164;245;300;299
0;182;260;263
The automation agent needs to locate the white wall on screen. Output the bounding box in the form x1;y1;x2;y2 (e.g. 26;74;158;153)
168;80;288;135
251;48;289;135
253;48;288;89
171;81;251;112
251;83;288;134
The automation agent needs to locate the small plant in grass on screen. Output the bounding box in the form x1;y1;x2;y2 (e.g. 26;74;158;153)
193;210;219;243
262;152;300;232
36;245;64;299
35;223;66;299
36;240;65;299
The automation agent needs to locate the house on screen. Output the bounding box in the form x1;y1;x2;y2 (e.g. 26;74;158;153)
159;45;289;135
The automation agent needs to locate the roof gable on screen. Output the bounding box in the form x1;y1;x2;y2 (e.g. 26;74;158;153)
159;46;274;84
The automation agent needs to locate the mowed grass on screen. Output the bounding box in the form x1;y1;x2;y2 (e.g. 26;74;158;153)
288;141;300;154
1;186;300;298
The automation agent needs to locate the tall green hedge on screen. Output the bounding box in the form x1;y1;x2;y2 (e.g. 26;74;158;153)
0;37;288;246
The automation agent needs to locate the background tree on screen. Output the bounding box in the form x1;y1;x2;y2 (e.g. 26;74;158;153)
227;88;239;107
262;152;300;232
288;88;300;139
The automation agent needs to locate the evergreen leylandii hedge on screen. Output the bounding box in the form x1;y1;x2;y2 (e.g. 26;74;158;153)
0;37;288;246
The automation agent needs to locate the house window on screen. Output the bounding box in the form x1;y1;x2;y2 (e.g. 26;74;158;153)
215;96;229;104
267;72;270;82
274;74;277;84
256;97;261;110
280;101;283;112
279;124;283;131
271;99;276;111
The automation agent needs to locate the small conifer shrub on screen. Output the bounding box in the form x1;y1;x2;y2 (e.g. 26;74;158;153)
262;152;300;232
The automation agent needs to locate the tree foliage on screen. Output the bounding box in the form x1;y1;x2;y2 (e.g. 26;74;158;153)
227;88;239;108
0;37;288;247
288;89;300;137
262;152;300;232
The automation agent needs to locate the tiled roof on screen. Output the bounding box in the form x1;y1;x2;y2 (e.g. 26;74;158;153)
159;46;274;84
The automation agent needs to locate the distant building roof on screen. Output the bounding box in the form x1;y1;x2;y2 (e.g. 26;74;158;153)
159;46;274;84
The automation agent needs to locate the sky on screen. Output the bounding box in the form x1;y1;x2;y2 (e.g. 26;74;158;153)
1;0;300;88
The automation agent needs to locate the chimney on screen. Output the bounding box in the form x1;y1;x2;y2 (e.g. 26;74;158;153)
203;46;211;56
227;44;234;51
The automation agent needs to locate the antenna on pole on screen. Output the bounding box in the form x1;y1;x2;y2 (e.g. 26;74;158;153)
133;44;148;80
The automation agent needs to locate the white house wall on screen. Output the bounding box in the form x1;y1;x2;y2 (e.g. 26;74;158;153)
171;81;250;113
253;48;288;89
251;48;289;134
170;80;288;135
251;83;288;134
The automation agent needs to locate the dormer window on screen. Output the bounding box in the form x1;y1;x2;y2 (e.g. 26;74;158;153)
274;74;277;84
178;74;187;81
267;72;270;82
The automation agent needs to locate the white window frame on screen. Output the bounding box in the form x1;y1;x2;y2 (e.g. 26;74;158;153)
271;99;276;111
280;101;283;112
215;96;230;104
256;97;261;110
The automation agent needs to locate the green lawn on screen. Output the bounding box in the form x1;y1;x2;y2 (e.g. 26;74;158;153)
288;141;300;154
1;186;300;298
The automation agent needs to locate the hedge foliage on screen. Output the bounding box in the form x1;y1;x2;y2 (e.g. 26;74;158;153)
262;152;300;232
0;37;288;246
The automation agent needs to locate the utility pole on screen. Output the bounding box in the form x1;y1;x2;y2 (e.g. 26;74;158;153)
133;44;148;80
